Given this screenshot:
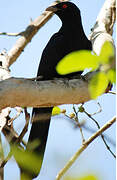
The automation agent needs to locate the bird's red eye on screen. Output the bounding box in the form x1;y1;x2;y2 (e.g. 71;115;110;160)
62;4;67;9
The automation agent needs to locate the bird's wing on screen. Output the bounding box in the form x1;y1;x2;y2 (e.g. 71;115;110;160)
37;32;67;79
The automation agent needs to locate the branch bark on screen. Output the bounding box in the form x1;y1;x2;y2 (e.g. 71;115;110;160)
0;0;116;125
89;0;116;55
0;0;116;178
0;75;91;111
0;0;69;130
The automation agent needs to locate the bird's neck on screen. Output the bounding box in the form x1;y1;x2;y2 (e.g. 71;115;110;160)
60;17;85;35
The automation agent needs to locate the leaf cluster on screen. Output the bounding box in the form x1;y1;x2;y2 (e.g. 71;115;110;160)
56;42;115;98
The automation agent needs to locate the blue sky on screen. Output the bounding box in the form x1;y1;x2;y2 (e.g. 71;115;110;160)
0;0;116;180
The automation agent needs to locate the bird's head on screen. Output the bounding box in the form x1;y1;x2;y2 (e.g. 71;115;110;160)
46;2;81;22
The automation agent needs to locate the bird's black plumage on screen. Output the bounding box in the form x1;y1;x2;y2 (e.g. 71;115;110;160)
21;2;92;179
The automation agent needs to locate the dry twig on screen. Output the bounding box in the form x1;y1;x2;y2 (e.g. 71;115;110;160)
84;109;116;158
56;116;116;180
72;105;85;143
16;108;30;144
0;0;69;67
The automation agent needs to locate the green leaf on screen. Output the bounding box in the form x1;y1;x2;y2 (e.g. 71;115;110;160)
56;50;100;75
107;69;116;83
26;139;41;151
78;105;85;113
64;174;98;180
0;143;4;159
99;41;114;64
12;145;43;175
89;72;109;99
52;106;61;116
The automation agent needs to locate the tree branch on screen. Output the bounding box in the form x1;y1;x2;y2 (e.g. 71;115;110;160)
89;0;116;55
0;32;23;37
56;116;116;180
55;0;116;179
0;0;115;114
84;109;116;158
0;0;69;135
0;75;91;111
0;0;69;67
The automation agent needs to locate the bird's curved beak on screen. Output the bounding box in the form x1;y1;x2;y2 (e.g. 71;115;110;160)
46;6;59;12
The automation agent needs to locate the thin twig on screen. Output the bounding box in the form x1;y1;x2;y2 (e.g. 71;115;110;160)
63;110;115;147
0;109;29;169
82;125;116;147
73;105;85;143
8;107;23;126
108;91;116;95
63;107;85;143
84;110;116;158
2;124;26;148
90;102;102;116
0;113;29;169
56;116;116;180
0;151;12;168
0;32;24;37
15;108;30;144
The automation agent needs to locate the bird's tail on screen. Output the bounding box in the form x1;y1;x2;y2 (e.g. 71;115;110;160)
20;107;52;180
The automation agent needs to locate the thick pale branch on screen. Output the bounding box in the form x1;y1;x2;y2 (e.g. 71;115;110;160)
89;0;116;55
0;0;115;122
1;0;68;67
96;0;116;34
0;0;116;176
0;76;91;111
0;0;69;130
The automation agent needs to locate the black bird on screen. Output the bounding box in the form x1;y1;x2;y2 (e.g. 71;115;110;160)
21;2;92;179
